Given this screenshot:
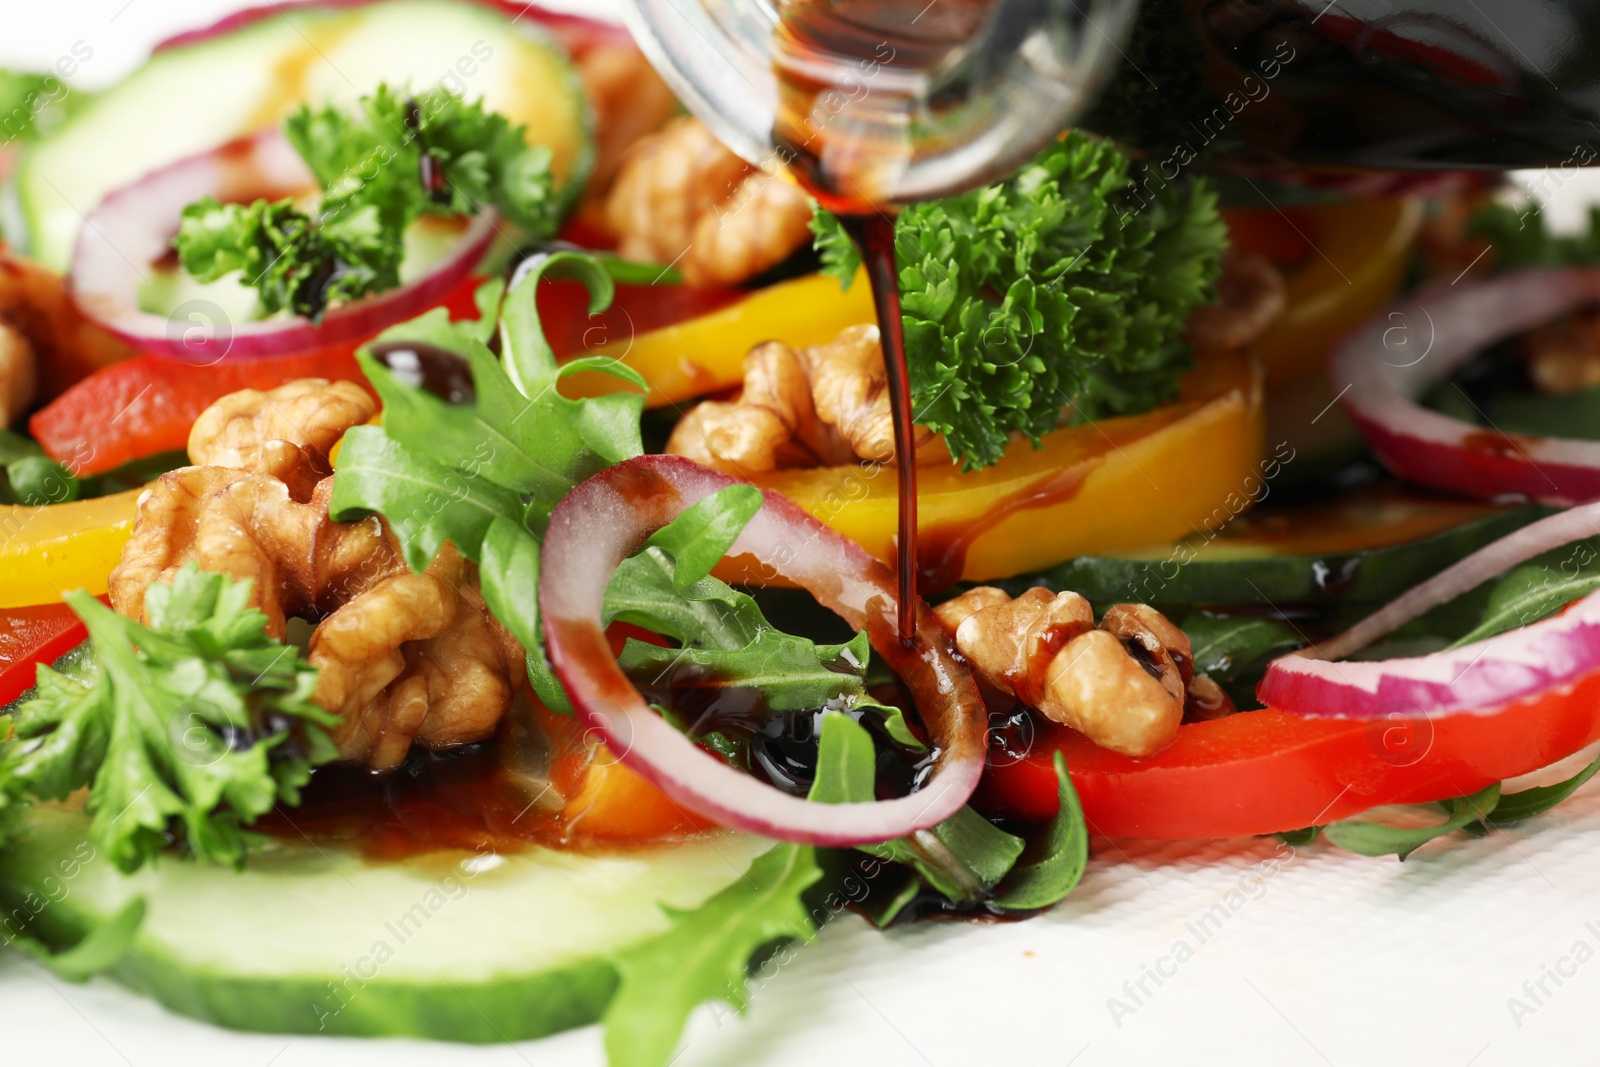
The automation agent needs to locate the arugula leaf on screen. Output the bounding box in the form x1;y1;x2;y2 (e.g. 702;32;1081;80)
811;712;1023;910
176;84;558;322
1183;613;1304;683
1477;748;1600;829
0;567;335;873
992;752;1089;911
1322;784;1501;860
334;255;879;734
1449;545;1600;648
605;533;881;723
602;842;823;1067
643;483;763;590
0;428;80;506
619;630;874;718
340;264;643;534
812;131;1227;470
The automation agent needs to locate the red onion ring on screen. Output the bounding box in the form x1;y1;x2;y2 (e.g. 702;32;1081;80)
1260;500;1600;719
1331;268;1600;504
68;129;496;364
539;454;988;846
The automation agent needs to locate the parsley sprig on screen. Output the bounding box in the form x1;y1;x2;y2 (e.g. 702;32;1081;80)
813;131;1228;470
176;84;557;322
0;566;335;873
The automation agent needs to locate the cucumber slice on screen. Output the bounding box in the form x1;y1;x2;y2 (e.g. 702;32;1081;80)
0;802;767;1042
1023;493;1548;609
19;0;591;272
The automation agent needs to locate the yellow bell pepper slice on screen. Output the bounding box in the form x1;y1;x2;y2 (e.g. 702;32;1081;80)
1238;197;1422;385
739;351;1265;585
561;270;874;407
0;488;143;608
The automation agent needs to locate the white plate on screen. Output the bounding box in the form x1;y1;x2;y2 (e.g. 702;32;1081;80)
8;2;1600;1064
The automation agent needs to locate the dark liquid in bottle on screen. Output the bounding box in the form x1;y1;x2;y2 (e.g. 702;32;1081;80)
773;0;998;643
1087;0;1600;176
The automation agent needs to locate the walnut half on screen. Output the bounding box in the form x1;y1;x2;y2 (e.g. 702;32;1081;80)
667;324;946;474
936;588;1230;756
604;115;815;287
110;379;524;771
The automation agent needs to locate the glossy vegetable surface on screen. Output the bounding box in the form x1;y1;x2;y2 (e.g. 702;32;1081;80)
744;351;1264;586
980;676;1600;839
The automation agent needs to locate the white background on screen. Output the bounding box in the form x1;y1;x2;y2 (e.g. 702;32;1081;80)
9;2;1600;1066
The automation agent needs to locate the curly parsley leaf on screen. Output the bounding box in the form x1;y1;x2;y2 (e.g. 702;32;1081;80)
176;83;557;322
0;567;335;874
812;131;1227;469
177;195;391;322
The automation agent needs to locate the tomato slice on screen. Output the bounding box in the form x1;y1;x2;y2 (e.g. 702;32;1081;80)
978;673;1600;839
0;599;94;706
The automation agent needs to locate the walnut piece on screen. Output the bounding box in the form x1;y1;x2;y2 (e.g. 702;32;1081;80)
574;41;680;195
1521;308;1600;395
0;319;36;426
667;324;945;473
604;116;815;287
187;378;375;499
936;587;1229;756
1185;250;1287;352
110;380;522;771
0;250;136;402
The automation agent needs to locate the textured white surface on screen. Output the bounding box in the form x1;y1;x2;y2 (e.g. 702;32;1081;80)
9;774;1600;1067
10;2;1600;1065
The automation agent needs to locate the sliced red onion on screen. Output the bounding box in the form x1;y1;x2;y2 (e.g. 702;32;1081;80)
539;454;988;846
68;129;496;365
1332;268;1600;504
1261;500;1600;719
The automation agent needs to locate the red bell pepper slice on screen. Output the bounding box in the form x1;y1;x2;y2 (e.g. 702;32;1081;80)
978;671;1600;839
30;345;374;477
0;599;98;707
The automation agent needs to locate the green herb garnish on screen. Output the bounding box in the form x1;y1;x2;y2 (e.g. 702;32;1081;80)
0;566;335;873
1468;201;1600;271
812;130;1228;470
176;84;556;322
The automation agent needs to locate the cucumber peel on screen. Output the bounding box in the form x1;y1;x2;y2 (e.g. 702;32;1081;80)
0;801;768;1042
1027;501;1546;609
